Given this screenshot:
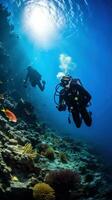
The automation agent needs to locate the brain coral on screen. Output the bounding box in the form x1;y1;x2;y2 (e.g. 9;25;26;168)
33;182;55;200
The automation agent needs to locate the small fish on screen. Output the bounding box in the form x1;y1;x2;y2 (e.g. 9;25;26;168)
1;108;17;123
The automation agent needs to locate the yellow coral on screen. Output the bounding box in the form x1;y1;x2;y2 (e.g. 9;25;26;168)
33;183;55;200
22;143;37;160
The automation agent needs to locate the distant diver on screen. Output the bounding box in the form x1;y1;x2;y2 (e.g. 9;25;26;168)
24;66;46;91
54;75;92;128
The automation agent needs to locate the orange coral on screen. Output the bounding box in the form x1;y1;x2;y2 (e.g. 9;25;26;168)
33;182;55;200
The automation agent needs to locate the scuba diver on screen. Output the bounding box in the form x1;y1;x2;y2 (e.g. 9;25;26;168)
24;66;46;91
54;75;92;128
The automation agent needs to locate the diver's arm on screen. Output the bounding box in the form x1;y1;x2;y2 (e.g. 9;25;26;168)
57;90;66;111
59;89;65;104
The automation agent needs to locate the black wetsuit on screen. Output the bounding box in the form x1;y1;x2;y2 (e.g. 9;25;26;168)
24;68;45;91
58;79;92;127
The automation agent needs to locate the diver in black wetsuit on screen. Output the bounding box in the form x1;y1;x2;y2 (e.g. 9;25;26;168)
55;75;92;128
24;66;46;91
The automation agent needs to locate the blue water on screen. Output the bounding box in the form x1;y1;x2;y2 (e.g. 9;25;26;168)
1;0;112;163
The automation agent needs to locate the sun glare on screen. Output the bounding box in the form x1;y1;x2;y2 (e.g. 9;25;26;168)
23;1;65;48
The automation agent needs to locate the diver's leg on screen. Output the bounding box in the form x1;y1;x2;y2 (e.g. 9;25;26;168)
36;80;46;91
80;107;92;126
71;110;82;128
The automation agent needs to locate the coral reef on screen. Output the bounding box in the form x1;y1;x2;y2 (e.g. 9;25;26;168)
0;106;112;200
